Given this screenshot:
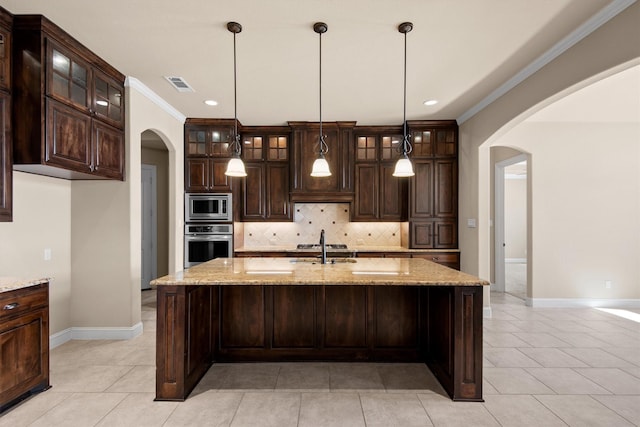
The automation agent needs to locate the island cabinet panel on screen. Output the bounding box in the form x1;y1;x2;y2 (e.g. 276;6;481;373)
220;286;265;348
322;286;368;349
271;286;315;348
374;287;419;348
156;285;214;401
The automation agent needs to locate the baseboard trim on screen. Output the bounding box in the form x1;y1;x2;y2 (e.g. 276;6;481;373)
49;322;144;349
525;298;640;308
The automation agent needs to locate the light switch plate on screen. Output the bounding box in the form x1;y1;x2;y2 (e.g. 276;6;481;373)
467;219;477;228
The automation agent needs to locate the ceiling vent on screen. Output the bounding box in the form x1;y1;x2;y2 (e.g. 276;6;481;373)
164;76;195;93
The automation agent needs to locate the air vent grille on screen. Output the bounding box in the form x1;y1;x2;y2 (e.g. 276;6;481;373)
164;76;195;93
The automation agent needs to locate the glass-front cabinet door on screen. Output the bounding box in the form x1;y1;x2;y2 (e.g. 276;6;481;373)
93;70;124;128
47;40;90;111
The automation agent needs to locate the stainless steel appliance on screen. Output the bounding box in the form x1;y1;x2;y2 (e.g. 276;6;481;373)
184;223;233;268
185;193;232;222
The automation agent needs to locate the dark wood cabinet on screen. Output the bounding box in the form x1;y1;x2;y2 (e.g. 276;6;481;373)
157;281;483;401
0;282;50;412
407;121;458;249
289;121;355;202
239;129;291;221
12;15;125;180
0;9;11;222
184;119;236;192
352;128;407;221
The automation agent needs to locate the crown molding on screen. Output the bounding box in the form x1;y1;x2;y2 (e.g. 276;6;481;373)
125;76;187;123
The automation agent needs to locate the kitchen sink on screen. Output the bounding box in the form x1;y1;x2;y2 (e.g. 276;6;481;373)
290;257;357;264
296;243;349;250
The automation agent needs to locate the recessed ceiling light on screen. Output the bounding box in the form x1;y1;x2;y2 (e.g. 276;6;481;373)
423;99;438;106
204;100;218;106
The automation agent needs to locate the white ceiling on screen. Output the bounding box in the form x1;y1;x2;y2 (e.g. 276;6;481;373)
0;0;629;126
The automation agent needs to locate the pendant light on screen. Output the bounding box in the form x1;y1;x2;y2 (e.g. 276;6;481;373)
225;21;247;177
310;22;331;177
393;22;415;177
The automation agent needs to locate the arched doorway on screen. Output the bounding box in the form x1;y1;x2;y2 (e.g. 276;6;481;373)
141;130;170;289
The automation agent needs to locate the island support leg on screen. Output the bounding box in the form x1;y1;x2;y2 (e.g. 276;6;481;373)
155;285;214;401
426;286;483;401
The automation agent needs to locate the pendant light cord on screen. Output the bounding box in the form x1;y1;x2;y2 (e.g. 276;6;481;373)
233;30;240;154
402;27;412;155
318;28;327;155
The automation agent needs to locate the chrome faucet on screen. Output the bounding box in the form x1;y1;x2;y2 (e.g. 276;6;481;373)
319;229;327;264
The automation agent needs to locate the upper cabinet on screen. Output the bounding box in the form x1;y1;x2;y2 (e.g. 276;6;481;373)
352;126;407;222
406;120;458;249
289;121;355;202
240;126;292;221
184;118;236;193
0;7;11;222
12;15;125;180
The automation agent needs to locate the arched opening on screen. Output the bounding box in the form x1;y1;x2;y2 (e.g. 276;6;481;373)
480;63;639;308
141;130;170;289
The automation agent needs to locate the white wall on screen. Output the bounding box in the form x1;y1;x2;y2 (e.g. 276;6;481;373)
0;173;72;334
495;122;639;299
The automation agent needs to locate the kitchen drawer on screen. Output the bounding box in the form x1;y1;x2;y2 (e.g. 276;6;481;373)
0;284;48;321
412;253;458;263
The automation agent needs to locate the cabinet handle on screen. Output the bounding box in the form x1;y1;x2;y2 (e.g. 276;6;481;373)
3;302;19;310
432;257;439;261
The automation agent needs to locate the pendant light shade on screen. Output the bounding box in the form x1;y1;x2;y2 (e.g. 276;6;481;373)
393;22;415;178
311;22;331;178
393;154;415;177
311;154;331;177
225;21;247;177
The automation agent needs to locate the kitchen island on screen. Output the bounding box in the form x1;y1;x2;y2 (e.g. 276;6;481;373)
151;257;489;402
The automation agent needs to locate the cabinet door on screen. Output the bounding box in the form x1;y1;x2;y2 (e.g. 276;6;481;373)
0;92;10;222
434;220;457;249
46;99;92;173
0;26;10;92
0;309;48;406
380;163;407;221
353;163;378;220
242;163;265;220
185;158;209;192
266;163;291;220
410;221;434;248
210;159;233;192
93;120;124;180
92;70;124;129
46;40;90;112
410;160;434;218
434;159;457;218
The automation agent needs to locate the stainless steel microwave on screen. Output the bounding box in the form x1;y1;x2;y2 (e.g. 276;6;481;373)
185;193;232;222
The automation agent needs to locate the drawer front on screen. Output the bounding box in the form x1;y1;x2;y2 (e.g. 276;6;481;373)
0;284;48;321
412;253;459;263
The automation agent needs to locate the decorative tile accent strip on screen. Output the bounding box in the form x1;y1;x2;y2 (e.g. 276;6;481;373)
243;203;401;247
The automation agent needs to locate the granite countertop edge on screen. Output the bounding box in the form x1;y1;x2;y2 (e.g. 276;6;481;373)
234;246;461;253
0;277;50;294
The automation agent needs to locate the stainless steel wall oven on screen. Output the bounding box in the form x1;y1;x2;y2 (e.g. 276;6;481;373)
184;193;233;268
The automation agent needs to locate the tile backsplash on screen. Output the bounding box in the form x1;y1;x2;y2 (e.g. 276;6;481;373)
242;203;402;247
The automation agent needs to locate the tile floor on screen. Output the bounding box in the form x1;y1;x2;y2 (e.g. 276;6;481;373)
1;291;639;426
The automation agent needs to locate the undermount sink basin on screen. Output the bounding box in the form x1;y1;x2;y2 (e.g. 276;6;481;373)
290;258;357;264
296;243;349;250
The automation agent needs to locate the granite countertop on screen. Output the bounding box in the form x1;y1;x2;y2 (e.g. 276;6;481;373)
0;277;50;294
234;245;460;253
151;257;488;287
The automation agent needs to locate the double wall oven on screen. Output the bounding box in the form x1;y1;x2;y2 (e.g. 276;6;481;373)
184;193;233;268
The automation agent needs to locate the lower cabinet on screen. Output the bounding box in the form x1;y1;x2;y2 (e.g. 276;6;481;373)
0;283;50;412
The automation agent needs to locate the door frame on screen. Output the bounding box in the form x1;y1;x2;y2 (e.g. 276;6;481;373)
141;163;157;290
494;153;527;293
